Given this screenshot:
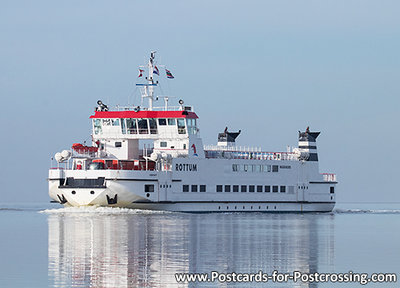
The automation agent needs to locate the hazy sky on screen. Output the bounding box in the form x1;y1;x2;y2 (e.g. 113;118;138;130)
1;0;399;203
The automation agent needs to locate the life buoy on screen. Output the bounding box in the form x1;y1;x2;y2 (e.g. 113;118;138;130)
76;161;82;170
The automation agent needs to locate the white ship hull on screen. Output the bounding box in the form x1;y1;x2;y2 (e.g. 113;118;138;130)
49;158;336;212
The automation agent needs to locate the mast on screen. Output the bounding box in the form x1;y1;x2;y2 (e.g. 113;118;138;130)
136;51;158;111
137;51;173;111
146;51;156;110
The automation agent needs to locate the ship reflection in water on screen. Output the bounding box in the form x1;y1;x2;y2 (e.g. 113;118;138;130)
48;211;335;287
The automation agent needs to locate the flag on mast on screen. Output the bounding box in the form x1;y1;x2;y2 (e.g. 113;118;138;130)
165;69;174;79
138;69;144;78
153;65;160;75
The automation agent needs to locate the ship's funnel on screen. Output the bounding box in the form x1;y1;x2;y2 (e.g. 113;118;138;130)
217;127;241;147
298;127;320;161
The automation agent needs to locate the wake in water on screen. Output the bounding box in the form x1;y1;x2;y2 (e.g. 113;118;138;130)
32;206;400;215
40;206;173;215
0;208;25;211
333;208;400;214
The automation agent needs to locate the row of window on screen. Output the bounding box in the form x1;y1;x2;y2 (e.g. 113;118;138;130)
217;185;292;193
93;118;197;135
160;184;172;188
183;185;207;192
148;184;333;197
232;164;280;173
181;184;294;193
149;184;302;194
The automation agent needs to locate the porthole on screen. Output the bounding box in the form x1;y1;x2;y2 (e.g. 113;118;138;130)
235;206;237;209
71;191;76;195
243;206;245;209
146;193;150;197
274;206;277;209
90;191;95;195
218;206;221;210
259;206;261;209
227;206;229;210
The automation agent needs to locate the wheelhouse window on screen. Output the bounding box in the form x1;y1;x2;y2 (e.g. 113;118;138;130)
232;164;239;172
191;185;198;192
149;118;158;134
93;119;102;135
273;185;279;193
264;165;271;172
280;186;286;193
241;185;247;192
225;185;231;192
257;185;263;192
112;119;120;126
160;141;167;148
138;119;149;134
177;119;186;134
158;118;167;126
249;185;255;192
127;118;137;134
200;185;206;192
186;118;197;135
233;185;239;192
272;165;279;172
168;118;176;125
120;118;126;134
145;184;154;192
265;185;271;192
183;185;189;192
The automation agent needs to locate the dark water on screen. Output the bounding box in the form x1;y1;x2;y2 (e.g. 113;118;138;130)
0;203;399;287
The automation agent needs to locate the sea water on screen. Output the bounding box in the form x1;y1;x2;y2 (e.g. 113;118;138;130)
0;203;399;288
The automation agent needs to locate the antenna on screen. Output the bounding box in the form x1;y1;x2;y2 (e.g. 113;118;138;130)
136;51;159;111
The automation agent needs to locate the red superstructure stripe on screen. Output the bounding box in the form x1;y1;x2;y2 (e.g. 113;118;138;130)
89;110;198;119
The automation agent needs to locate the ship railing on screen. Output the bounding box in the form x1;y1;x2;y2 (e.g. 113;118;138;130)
113;105;193;112
204;147;298;161
204;145;263;152
322;173;337;182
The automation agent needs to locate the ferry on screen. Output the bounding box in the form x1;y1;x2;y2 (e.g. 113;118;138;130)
48;52;337;212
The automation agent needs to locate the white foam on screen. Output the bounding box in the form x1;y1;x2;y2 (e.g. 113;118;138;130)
333;208;400;214
40;206;172;215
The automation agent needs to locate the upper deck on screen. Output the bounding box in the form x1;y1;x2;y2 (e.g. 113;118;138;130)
90;105;199;140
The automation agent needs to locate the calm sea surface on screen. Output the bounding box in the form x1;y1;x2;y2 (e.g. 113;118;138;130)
0;203;399;288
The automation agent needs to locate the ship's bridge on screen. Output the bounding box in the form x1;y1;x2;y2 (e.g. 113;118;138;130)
89;107;202;161
90;109;198;139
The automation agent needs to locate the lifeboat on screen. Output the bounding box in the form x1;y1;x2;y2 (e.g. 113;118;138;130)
72;143;98;154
